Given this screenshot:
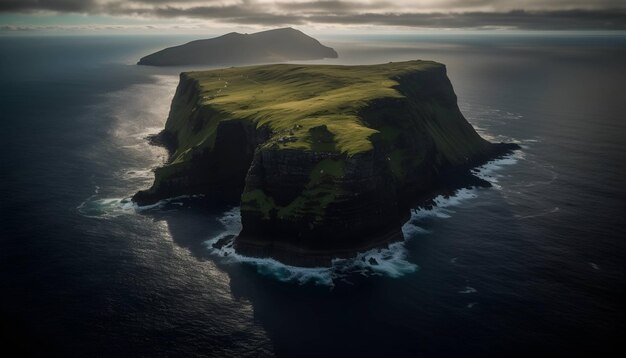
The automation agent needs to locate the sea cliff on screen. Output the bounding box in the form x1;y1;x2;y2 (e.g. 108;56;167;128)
134;60;518;266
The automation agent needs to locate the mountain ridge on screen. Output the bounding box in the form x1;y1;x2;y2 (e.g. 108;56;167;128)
138;27;338;66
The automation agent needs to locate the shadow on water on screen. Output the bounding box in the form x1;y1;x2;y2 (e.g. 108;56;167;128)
135;185;620;357
141;198;234;261
156;207;428;356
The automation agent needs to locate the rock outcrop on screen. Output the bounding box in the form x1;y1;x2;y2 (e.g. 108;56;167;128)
133;60;518;266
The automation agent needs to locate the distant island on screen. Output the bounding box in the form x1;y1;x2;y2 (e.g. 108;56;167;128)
137;27;338;66
133;60;518;266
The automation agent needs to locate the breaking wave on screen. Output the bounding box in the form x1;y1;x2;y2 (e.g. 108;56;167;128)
204;207;418;286
77;191;202;218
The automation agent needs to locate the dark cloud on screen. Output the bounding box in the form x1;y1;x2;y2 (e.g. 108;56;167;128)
278;1;393;13
0;0;95;12
0;0;625;30
307;9;626;30
146;5;306;26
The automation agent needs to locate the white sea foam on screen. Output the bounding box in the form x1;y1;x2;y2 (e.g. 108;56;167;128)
119;169;155;180
472;150;523;189
77;193;201;218
334;242;418;278
204;207;418;286
459;286;478;294
406;188;479;223
76;196;136;218
401;222;431;237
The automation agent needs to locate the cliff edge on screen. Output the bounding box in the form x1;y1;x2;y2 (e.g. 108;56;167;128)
133;60;518;266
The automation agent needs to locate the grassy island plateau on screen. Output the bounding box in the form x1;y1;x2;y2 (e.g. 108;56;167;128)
134;60;518;266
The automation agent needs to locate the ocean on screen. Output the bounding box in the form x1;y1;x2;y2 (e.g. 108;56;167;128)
1;33;625;356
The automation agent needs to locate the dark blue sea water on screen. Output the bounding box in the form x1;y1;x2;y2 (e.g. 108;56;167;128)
1;34;625;357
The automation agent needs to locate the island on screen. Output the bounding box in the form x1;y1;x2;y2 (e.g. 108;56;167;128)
133;60;518;266
138;27;338;66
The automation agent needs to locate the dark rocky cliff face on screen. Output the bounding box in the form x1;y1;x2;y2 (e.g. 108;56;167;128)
133;61;518;266
133;118;262;205
236;145;404;266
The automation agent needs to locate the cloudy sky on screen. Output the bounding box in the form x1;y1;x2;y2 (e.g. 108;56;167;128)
1;0;625;32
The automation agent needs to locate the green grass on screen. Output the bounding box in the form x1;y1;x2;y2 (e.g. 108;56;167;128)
309;159;345;186
168;60;444;160
241;189;276;219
